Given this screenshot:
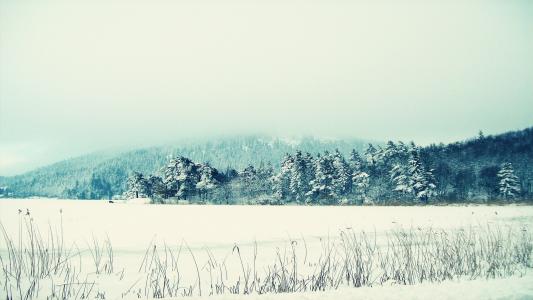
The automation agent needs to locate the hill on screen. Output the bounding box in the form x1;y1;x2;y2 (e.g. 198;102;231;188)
421;127;533;200
2;128;532;202
0;136;371;198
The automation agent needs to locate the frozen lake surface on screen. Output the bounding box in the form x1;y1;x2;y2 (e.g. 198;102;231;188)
1;199;532;299
2;199;532;250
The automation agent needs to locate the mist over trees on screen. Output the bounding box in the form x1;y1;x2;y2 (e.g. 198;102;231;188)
1;128;532;203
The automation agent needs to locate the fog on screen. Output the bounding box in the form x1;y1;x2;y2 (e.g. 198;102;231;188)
1;0;532;175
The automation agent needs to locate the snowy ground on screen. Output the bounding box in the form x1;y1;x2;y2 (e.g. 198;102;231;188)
1;199;533;299
186;273;533;300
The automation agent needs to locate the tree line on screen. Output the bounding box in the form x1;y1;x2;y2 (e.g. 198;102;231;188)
2;127;530;202
125;140;523;205
0;136;367;199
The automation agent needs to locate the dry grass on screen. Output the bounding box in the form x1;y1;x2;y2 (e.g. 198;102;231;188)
0;213;113;299
1;213;532;299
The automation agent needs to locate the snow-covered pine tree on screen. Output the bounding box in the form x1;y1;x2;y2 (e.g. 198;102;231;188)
306;152;336;204
332;149;352;198
364;144;377;166
162;157;180;197
349;149;363;173
407;147;423;200
396;141;409;156
147;175;166;200
352;171;370;204
239;165;260;198
384;141;398;161
304;152;316;185
124;172;149;199
256;161;274;196
406;146;436;203
388;141;412;200
395;141;410;164
497;162;521;200
423;169;437;200
272;154;293;202
163;156;198;200
146;175;167;198
373;146;386;166
289;151;313;203
288;153;302;200
390;164;410;195
413;169;437;203
196;163;219;200
176;169;197;200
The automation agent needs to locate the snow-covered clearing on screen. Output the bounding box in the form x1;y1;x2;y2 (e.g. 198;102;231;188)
1;199;532;299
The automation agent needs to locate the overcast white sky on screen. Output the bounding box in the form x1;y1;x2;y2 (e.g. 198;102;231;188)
1;0;532;175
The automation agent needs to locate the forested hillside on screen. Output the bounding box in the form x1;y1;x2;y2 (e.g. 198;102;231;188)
121;128;532;205
0;136;370;199
1;128;532;203
421;128;533;201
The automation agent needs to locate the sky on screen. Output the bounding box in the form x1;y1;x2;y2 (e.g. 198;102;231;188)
0;0;532;176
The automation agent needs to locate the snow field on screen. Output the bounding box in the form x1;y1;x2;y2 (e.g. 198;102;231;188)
1;199;533;299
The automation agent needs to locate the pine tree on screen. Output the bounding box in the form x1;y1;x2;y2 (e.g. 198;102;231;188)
238;165;259;198
196;164;219;200
289;151;312;202
147;175;167;200
497;162;520;200
390;164;410;195
176;167;197;200
373;146;386;166
332;149;352;198
306;152;336;204
257;161;274;196
352;171;370;204
304;152;316;186
416;169;437;203
288;153;302;201
124;172;149;199
384;141;398;161
386;141;412;202
348;149;363;172
163;156;198;200
396;141;409;158
273;154;293;201
364;144;377;166
406;147;436;203
162;158;180;196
